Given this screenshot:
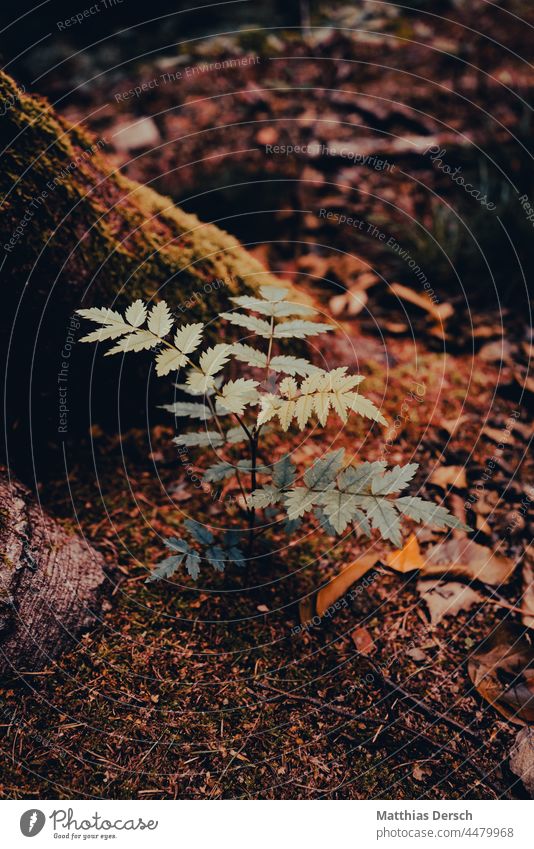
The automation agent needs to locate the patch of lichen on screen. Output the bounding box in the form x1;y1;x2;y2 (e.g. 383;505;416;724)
0;70;283;318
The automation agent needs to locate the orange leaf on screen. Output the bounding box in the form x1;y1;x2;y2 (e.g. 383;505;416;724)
386;533;425;573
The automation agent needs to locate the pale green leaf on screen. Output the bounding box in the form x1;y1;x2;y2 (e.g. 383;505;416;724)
206;545;226;572
347;393;388;426
280;377;298;398
316;490;361;534
184;519;214;545
295;394;314;429
274;319;332;339
173;431;223;447
248;486;282;508
80;323;133;343
203;461;236;482
77;307;125;326
257;394;281;427
338;461;387;494
362;497;403;546
259;285;290;302
220;312;272;337
284;487;319;520
272;454;297;488
371;463;418;495
164;537;189;553
125;300;147;327
219;378;259;415
185;372;216;395
226;425;249;444
105;329;160;356
155;347;188;376
304;449;345;490
231;343;267;368
146;554;184;582
199;344;232;376
160;401;212;419
147;301;173;337
395;496;470;531
185;552;201;579
270;356;320;377
230;295;315;317
174;322;204;355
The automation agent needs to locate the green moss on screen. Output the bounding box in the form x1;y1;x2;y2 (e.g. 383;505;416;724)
0;71;283;318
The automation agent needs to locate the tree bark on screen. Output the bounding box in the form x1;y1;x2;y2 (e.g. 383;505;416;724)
0;467;107;676
0;70;282;470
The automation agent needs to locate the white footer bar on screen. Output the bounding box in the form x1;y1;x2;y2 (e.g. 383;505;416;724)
2;799;532;848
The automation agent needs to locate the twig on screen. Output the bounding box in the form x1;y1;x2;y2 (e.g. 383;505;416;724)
256;681;385;724
380;674;479;742
256;681;502;797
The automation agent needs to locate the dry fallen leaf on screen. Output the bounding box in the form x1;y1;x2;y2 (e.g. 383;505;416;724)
521;547;534;630
422;537;516;585
383;321;409;334
478;339;514;362
509;727;534;797
255;126;278;145
514;367;534;395
475;514;492;534
482;425;512;444
351;627;375;655
468;624;534;725
430;465;468;489
354;272;380;291
412;763;433;782
387;533;425;573
512;420;534;440
317;553;379;617
329;289;368;317
472;325;502;339
417;579;482;625
439;415;469;437
407;647;427;662
389;282;454;323
299;553;379;626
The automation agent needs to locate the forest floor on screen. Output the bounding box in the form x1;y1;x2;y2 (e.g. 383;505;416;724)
1;2;533;799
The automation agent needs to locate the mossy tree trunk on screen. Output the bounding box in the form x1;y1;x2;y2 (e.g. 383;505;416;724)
0;71;281;475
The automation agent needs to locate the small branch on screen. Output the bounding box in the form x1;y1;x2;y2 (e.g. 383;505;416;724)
247;431;259;556
256;681;502;797
380;674;480;743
